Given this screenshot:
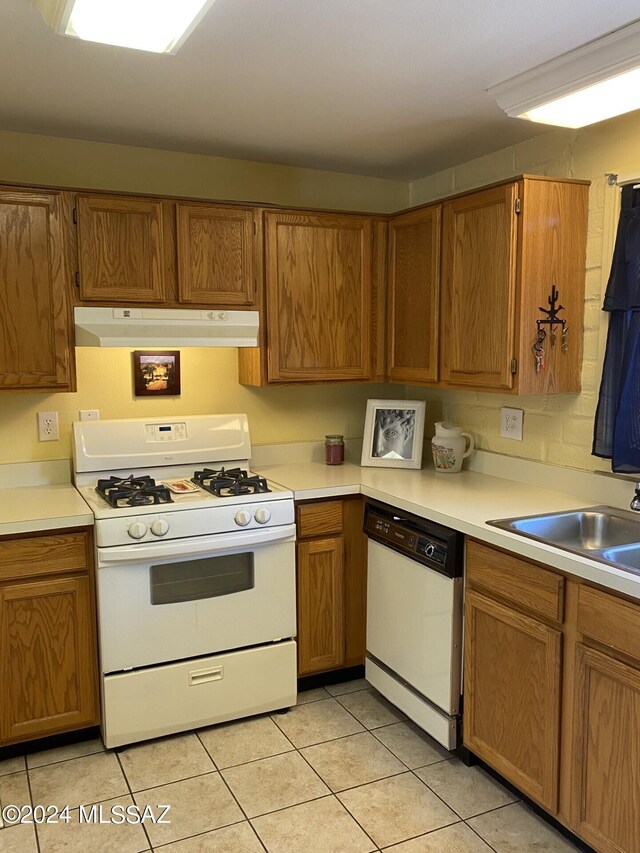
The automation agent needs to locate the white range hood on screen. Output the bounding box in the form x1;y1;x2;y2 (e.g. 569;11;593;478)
74;307;259;348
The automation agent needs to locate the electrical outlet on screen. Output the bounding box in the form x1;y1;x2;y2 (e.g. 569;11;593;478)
79;409;100;421
38;411;59;442
500;407;524;441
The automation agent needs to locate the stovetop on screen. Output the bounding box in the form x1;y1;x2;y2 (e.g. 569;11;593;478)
75;462;291;521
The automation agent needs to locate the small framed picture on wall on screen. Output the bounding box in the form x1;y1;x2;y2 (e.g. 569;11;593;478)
361;399;426;469
133;351;181;397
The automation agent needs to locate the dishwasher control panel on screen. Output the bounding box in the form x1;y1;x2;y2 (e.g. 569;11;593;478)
364;500;463;577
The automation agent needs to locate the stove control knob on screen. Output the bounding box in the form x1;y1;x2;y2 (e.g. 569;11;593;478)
151;519;170;537
234;509;252;527
254;507;271;525
128;521;148;540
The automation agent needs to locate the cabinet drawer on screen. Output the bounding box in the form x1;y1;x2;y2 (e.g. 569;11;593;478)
466;541;564;624
297;501;343;538
0;533;89;582
577;584;640;662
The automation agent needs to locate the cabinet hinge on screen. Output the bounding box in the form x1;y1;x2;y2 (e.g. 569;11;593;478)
514;198;522;215
511;358;518;374
75;271;80;289
72;207;77;224
253;221;257;235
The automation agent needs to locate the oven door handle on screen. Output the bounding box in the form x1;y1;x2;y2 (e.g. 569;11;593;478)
97;524;297;564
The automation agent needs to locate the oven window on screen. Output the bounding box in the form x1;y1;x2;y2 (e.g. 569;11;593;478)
150;553;255;605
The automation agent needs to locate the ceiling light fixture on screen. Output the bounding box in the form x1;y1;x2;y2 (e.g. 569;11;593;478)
489;19;640;128
33;0;216;54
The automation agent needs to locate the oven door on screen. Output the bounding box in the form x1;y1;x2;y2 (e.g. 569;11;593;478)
96;525;296;673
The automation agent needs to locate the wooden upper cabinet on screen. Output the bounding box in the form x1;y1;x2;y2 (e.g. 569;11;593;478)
265;211;373;381
0;188;72;389
517;179;588;394
76;194;165;302
176;204;255;305
388;205;440;384
441;183;518;390
438;177;588;394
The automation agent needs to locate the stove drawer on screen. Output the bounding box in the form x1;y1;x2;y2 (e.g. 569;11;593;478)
102;640;297;748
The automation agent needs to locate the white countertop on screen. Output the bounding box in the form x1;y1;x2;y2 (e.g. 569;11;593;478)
257;461;640;601
0;484;94;537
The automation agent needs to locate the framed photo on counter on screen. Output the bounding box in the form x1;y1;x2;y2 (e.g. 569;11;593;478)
133;351;181;396
361;399;426;469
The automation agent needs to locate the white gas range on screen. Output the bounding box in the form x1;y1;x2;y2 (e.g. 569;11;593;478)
73;414;297;749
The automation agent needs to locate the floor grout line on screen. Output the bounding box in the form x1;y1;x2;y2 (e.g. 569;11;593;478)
114;748;154;852
462;816;501;853
294;742;380;850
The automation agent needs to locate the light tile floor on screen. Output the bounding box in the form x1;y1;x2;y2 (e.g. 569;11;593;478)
0;681;585;852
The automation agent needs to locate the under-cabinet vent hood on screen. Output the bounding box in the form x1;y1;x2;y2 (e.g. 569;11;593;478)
74;307;259;348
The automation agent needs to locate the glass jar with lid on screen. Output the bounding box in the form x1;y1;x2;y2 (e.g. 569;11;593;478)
325;435;345;465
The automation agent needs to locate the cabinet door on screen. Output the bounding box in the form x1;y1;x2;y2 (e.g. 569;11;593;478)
388;205;440;383
0;188;71;389
0;575;99;743
571;644;640;853
265;211;372;381
441;184;518;389
76;194;164;302
297;537;345;675
463;589;562;812
176;204;254;305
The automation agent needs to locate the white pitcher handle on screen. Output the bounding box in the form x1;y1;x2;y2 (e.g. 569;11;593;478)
461;433;474;458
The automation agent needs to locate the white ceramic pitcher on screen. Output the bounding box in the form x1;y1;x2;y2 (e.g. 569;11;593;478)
431;422;474;473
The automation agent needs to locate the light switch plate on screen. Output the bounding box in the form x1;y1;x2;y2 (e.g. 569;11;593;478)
501;407;523;441
38;411;59;441
80;410;100;421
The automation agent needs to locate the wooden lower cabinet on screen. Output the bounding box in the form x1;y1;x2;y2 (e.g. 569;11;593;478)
295;497;366;677
0;530;99;746
465;540;640;853
463;589;561;812
570;644;640;853
297;537;344;674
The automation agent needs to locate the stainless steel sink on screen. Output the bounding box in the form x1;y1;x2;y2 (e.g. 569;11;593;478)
487;505;640;575
602;543;640;571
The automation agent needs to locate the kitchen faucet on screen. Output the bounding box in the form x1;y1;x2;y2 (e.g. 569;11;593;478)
631;481;640;511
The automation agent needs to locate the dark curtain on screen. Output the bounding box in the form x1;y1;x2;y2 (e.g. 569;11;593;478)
592;184;640;472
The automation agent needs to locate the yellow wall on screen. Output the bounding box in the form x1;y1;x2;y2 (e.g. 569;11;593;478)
0;349;389;463
408;110;640;473
0;130;406;465
0;130;408;213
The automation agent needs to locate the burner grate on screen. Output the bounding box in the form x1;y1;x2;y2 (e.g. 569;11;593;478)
192;467;272;498
96;475;173;508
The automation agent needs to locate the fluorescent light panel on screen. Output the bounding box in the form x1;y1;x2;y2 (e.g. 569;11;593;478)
489;19;640;129
34;0;215;53
520;66;640;128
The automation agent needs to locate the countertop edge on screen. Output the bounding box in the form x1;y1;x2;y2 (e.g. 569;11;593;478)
0;514;95;537
259;465;640;601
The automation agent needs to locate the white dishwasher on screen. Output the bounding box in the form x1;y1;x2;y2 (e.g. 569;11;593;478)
364;500;464;749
